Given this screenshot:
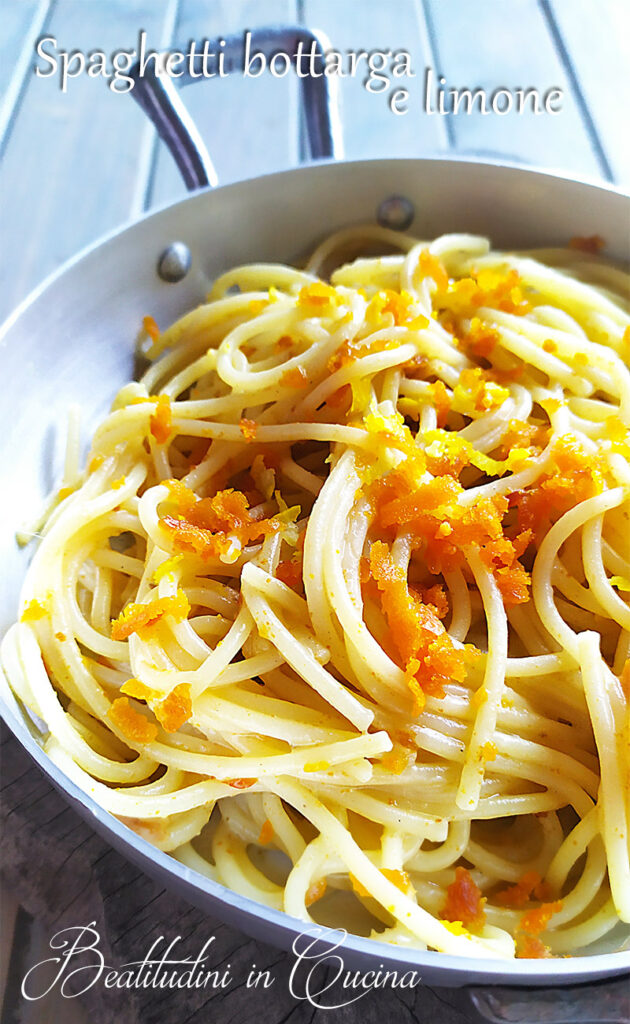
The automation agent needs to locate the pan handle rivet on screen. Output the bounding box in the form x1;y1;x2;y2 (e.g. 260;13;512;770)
157;242;191;283
377;195;414;231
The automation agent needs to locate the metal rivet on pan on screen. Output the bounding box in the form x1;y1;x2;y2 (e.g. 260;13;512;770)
377;195;415;231
157;242;191;283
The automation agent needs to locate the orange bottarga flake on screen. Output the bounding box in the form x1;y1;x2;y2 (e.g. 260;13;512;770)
492;564;531;606
305;879;327;907
281;366;309;388
160;482;279;560
359;556;371;584
328;334;400;374
480;741;497;762
382;868;411;892
372;469;530;603
542;338;558;354
258;819;274;845
394;728;417;748
555;433;604;478
150;394;172;445
365;289;429;331
108;697;158;744
327;343;355;373
389;457;530;600
519;901;563;936
298;281;340;313
54;631;67;642
160;513;277;560
420;583;449;619
479;530;532;605
326;385;351;409
438;268;531;317
405;664;428;715
424;437;472;479
497;419;549;460
21;599;47;622
226;778;257;789
369;541;475;710
512;434;605;540
374;473;461;532
164;478;197;515
155;683;192;733
454;367;510;413
381;743;416;775
276;559;303;590
464;317;499;358
143;315;160;341
495;871;553;908
516;935;552;959
276;334;294;350
239;417;258;442
111;590;190;641
427;380;451;427
568;234;605;254
120;678;160;702
349;873;370;899
416;250;449;291
493;365;525;385
176;487;263;531
369;540;443;665
442;867;486;929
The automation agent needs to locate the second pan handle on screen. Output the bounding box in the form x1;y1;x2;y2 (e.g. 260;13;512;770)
129;25;343;191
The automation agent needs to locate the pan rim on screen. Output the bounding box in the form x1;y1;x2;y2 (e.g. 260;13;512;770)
1;153;628;342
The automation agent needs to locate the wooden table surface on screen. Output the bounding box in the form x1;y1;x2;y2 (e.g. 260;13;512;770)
0;2;629;1022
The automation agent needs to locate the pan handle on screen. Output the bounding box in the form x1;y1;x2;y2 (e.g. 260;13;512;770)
129;26;343;191
469;973;630;1023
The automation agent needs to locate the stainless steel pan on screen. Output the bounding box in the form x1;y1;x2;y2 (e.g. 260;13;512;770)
1;26;629;1016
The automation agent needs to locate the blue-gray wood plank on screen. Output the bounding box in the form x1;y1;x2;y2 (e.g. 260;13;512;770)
0;0;43;98
547;0;630;186
0;0;174;322
0;0;49;148
422;0;609;179
303;0;448;157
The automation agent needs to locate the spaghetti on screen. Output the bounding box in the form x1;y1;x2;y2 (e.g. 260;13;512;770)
3;228;629;960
